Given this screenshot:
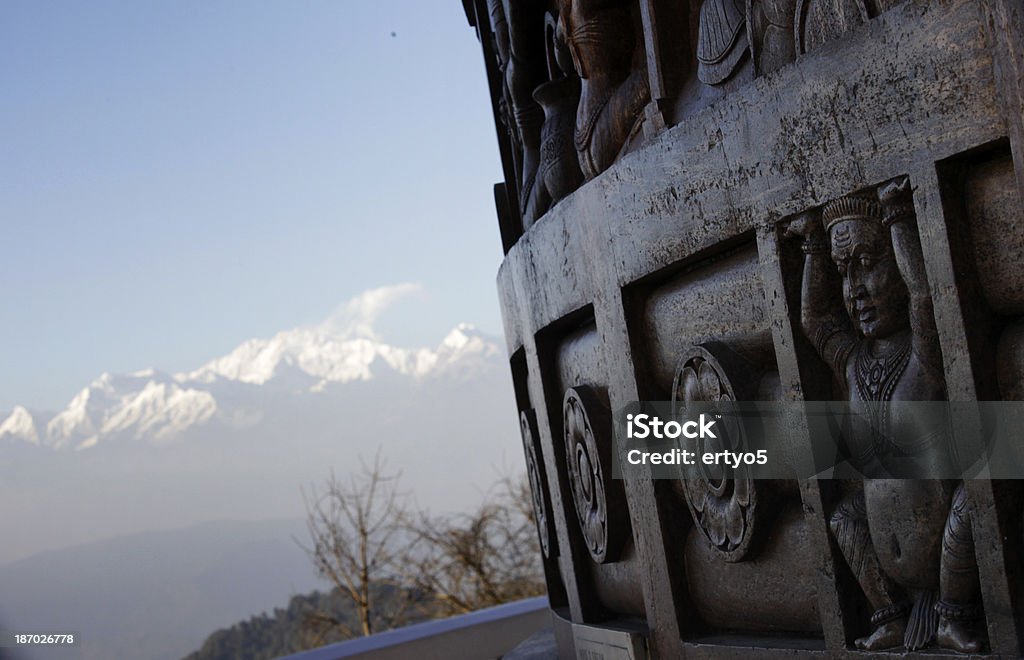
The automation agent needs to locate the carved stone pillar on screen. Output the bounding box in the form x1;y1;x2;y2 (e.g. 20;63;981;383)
466;0;1024;656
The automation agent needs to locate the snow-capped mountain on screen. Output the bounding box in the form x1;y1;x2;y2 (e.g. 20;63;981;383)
182;322;495;386
1;322;502;451
0;405;39;444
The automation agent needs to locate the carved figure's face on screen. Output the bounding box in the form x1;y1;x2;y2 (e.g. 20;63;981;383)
829;219;909;339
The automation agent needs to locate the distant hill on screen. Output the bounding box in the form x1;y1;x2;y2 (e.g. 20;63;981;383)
185;585;432;660
0;519;321;660
185;589;352;660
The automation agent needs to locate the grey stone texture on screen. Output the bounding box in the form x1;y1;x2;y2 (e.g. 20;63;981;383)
465;0;1024;656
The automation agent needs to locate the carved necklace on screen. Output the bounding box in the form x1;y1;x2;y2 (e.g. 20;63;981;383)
854;332;912;459
855;332;912;402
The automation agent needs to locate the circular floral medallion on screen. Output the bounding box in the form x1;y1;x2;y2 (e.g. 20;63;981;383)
671;343;759;562
563;385;624;564
520;409;552;559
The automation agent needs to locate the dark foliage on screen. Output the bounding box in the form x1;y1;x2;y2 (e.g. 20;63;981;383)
184;585;428;660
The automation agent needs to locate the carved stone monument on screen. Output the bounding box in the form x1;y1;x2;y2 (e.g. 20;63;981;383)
465;0;1024;656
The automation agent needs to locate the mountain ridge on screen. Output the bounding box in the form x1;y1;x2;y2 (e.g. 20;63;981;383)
1;322;502;451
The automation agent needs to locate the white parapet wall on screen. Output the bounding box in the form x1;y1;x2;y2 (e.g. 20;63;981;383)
279;596;551;660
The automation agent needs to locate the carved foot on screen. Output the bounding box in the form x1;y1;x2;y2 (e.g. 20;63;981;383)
936;618;985;654
935;599;986;653
855;620;906;651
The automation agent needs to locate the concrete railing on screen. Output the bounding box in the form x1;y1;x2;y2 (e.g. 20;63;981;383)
279;596;551;660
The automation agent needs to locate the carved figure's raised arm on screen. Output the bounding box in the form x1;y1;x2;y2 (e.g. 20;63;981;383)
785;210;857;379
877;176;943;375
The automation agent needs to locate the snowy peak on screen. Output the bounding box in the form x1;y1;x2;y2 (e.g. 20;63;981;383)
432;324;501;376
4;322;503;450
440;324;501;357
181;324;498;388
182;336;280;385
99;381;216;444
29;370;216;450
0;406;39;444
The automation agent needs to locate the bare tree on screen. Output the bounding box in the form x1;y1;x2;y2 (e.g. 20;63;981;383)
298;450;413;640
402;473;546;616
300;457;546;643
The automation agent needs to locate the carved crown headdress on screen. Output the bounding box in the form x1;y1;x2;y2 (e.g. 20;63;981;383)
822;195;884;233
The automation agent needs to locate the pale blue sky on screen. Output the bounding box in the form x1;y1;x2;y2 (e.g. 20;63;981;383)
1;1;505;411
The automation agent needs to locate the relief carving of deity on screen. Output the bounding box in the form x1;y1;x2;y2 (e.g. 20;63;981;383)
697;0;750;85
557;0;650;181
486;0;548;228
786;177;986;652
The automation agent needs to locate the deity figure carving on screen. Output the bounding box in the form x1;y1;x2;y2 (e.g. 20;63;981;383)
557;0;650;181
485;0;514;141
697;0;750;85
795;0;868;55
696;0;802;86
487;0;548;228
747;0;796;75
794;0;904;58
786;177;985;652
748;0;905;76
529;13;583;225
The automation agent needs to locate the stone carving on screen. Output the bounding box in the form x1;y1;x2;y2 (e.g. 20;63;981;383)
749;0;904;72
746;0;796;75
671;344;759;562
521;409;553;559
786;177;985;652
505;1;548;227
486;0;547;229
696;0;802;87
563;385;626;564
697;0;750;85
795;0;868;55
557;0;650;181
485;0;514;148
534;79;583;208
469;0;1021;653
530;13;583;223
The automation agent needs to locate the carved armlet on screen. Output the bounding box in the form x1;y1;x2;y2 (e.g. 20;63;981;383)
812;318;856;374
801;236;828;255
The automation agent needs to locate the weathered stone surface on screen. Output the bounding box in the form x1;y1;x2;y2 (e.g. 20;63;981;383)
466;0;1023;656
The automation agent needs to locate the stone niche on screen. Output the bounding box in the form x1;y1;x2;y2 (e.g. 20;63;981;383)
466;0;1024;657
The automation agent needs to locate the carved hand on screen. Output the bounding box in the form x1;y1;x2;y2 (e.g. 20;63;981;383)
783;210;825;241
877;175;915;228
877;175;912;206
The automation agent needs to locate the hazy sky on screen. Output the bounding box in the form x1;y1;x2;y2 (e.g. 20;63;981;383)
1;1;505;411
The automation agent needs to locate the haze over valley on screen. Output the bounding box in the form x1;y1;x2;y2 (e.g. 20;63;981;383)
0;285;520;659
